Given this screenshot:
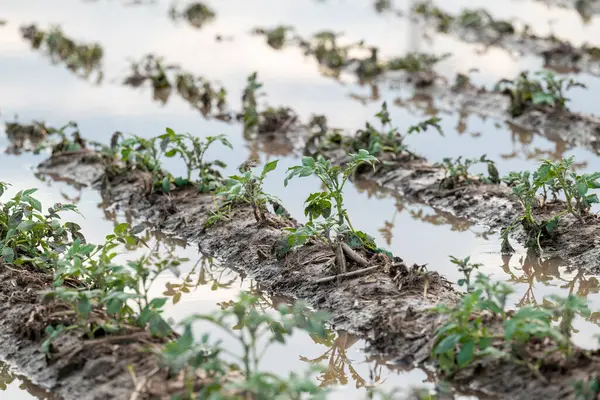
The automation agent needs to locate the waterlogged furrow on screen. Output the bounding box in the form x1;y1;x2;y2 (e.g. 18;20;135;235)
413;2;600;76
32;143;600;398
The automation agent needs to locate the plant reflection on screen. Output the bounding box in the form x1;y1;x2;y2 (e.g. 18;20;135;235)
0;361;57;399
501;252;600;329
20;24;103;83
302;330;387;390
163;256;240;304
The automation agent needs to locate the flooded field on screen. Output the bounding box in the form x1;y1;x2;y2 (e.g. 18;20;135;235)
1;0;600;399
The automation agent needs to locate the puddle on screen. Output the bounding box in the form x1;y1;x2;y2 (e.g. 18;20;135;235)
0;361;57;400
1;0;600;398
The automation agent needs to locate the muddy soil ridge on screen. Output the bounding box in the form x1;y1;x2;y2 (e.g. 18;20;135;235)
32;148;600;399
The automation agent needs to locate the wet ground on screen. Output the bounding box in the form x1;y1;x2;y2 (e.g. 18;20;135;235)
1;0;600;398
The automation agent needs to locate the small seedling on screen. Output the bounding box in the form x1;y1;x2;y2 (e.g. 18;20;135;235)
169;2;215;29
437;155;498;189
450;255;482;291
495;71;586;117
501;157;600;254
242;72;264;131
20;24;103;81
252;25;295;50
159;128;232;193
432;273;580;375
218;160;281;223
162;293;329;398
284;151;382;272
351;102;442;159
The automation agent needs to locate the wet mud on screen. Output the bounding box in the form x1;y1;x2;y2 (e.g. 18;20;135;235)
29;150;600;399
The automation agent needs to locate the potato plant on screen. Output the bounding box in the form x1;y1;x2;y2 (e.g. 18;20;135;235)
218;160;281;222
433;270;588;375
502;157;600;254
495;71;586;117
437;155;499;189
113;129;232;193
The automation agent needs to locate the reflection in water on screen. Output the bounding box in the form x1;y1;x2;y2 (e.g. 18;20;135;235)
303;331;386;390
123;54;230;118
354;180;482;245
168;2;216;30
163;255;242;304
0;361;56;399
20;24;103;83
501;252;600;331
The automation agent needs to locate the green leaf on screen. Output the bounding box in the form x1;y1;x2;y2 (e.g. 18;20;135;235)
114;223;128;235
17;220;37;231
301;157;315;168
162;177;171;193
577;180;588;197
174;177;189;187
457;339;475;367
1;247;15;263
262;160;279;176
77;296;92;317
25;196;42;212
435;333;460;355
150;297;168;309
106;298;123;315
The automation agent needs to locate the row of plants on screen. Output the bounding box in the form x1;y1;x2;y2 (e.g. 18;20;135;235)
3;175;597;397
436;256;599;398
6;102;600;397
306;98;600;257
0;181;343;398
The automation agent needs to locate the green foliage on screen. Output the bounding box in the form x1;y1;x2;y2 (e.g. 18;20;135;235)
350;102;442;158
450;255;481;291
159;292;330;399
170;2;216;29
495;71;586;117
437;155;498;189
432;274;583;375
219;160;281;222
573;376;600;400
283;151;377;253
20;24;103;80
159;128;232;192
242;72;264;131
502;157;600;254
0;187;82;268
387;52;450;73
253;25;295;50
114;129;232;193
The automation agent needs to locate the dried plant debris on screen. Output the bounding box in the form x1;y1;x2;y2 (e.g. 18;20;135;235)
412;2;600;76
169;2;216;29
20;24;103;82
